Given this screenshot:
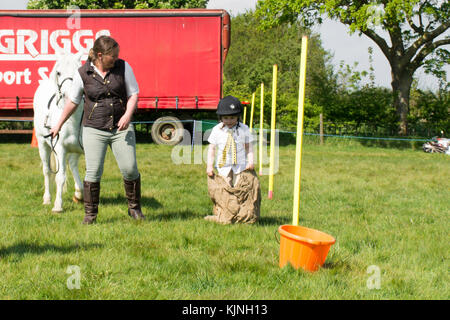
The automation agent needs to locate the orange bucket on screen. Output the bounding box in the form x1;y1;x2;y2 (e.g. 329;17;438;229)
278;225;336;272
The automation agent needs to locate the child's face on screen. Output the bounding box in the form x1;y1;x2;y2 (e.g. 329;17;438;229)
222;115;238;128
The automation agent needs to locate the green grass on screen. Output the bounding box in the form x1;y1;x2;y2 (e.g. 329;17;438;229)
0;138;448;299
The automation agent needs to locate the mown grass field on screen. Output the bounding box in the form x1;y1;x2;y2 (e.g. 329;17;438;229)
0;135;448;300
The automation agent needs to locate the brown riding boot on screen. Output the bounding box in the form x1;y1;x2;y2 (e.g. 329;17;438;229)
123;175;145;220
82;181;100;225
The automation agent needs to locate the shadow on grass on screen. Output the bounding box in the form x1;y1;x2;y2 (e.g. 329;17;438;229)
322;257;353;272
0;241;103;259
257;216;290;226
100;210;201;224
359;138;422;150
101;195;162;209
149;210;202;221
322;261;352;271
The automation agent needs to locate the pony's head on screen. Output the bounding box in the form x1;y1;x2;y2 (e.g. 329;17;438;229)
49;52;83;105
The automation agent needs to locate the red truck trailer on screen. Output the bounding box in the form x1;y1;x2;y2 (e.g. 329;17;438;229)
0;9;230;144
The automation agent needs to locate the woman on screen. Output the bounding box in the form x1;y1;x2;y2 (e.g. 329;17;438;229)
50;36;144;224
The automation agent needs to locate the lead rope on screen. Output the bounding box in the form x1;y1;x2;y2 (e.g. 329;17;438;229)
43;133;60;174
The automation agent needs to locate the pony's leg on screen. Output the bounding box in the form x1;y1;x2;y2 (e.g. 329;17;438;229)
52;147;67;213
37;137;52;205
68;153;83;203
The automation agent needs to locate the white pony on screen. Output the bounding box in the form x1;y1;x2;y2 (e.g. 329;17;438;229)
33;52;84;212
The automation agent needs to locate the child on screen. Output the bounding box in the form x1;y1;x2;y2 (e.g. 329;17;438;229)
205;96;261;224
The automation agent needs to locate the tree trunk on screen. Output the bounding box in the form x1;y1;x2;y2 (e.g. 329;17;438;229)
391;69;413;136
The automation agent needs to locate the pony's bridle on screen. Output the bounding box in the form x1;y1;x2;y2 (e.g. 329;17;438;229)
43;74;74;174
47;74;74;110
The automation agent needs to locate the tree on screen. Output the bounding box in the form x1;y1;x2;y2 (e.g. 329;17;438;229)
409;84;450;136
223;11;335;130
255;0;449;135
28;0;208;9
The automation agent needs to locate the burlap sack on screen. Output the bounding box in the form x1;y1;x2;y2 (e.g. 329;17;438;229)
206;169;261;224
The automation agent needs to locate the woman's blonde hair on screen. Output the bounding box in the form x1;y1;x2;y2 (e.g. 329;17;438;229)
88;36;119;63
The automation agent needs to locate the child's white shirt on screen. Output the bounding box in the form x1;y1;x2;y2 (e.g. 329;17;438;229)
208;123;255;177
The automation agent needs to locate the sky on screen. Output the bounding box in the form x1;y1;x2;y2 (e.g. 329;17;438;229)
1;0;447;90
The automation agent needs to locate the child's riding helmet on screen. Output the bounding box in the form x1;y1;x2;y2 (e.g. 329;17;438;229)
216;95;242;116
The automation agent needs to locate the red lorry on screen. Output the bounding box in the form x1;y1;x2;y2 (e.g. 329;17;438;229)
0;9;230;144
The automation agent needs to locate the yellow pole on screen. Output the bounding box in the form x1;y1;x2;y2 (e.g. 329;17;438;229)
249;92;255;131
292;36;308;226
259;83;264;176
268;64;278;199
243;106;247;125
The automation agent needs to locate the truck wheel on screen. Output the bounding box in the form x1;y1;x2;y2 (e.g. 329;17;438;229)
151;116;184;145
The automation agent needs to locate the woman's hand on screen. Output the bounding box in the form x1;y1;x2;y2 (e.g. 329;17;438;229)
117;113;132;131
245;162;254;171
119;94;138;131
50;124;61;138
